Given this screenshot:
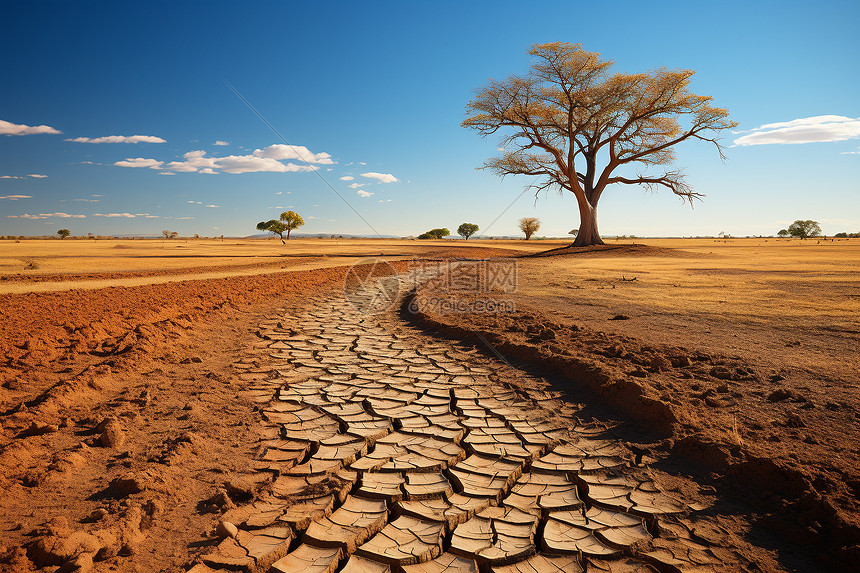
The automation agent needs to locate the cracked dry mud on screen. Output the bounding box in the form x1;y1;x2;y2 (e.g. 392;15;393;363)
190;280;755;573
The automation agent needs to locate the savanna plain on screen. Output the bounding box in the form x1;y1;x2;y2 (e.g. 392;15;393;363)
0;237;857;572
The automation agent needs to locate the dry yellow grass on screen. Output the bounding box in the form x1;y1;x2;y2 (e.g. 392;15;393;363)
517;238;860;332
0;237;552;277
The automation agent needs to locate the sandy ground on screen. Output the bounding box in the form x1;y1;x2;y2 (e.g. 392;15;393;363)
1;237;857;570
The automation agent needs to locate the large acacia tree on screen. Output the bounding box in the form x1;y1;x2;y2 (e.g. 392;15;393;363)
463;43;736;246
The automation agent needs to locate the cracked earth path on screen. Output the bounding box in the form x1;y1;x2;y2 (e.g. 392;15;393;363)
189;286;756;573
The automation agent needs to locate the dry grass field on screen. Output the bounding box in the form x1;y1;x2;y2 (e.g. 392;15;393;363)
1;236;858;571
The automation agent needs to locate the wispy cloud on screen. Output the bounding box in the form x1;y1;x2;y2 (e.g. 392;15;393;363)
339;176;354;181
0;195;33;200
0;174;48;179
28;174;48;178
841;146;860;155
361;172;398;183
115;158;164;169
356;189;374;197
733;115;860;146
114;149;321;174
94;212;137;218
205;204;219;208
213;140;229;146
7;212;85;219
348;183;367;189
253;144;334;164
0;119;61;136
66;135;166;144
73;198;99;202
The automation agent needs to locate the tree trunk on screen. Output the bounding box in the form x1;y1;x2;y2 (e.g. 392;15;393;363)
286;229;291;240
571;199;604;247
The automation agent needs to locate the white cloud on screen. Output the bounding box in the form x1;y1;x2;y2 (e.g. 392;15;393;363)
339;176;354;181
205;204;219;208
356;190;374;197
359;162;367;165
115;157;164;169
7;212;84;219
0;119;61;136
841;146;860;155
253;144;334;164
176;216;194;220
733;115;860;146
167;150;317;174
0;195;32;200
213;140;229;146
94;212;137;218
28;174;48;178
73;198;99;202
348;183;367;189
1;174;47;179
113;149;324;175
66;135;166;144
361;172;398;183
0;176;22;179
188;200;202;204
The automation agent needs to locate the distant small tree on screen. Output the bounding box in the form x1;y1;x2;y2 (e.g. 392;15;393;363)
418;228;450;239
568;229;578;238
777;229;789;238
519;217;540;240
257;220;289;243
834;232;848;238
170;231;179;239
457;223;479;240
57;229;70;239
787;220;821;239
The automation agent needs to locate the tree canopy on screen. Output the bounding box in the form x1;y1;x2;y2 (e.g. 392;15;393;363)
457;223;479;240
418;228;450;240
463;42;736;246
57;229;70;239
787;220;822;239
519;217;540;240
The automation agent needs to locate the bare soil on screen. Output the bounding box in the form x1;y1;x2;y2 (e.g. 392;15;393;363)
0;263;370;571
409;240;860;570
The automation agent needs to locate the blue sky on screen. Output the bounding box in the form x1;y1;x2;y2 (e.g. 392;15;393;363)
2;0;858;238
